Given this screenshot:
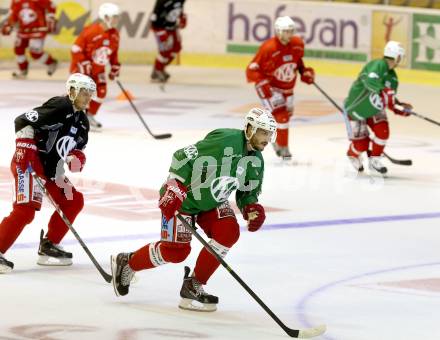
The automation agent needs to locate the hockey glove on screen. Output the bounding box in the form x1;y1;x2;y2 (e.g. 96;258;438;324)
394;101;413;117
179;13;187;29
14;138;44;176
46;14;57;34
108;64;120;81
159;179;188;221
300;67;315;85
243;203;266;232
255;79;272;99
381;87;396;110
67;149;86;172
78;60;92;76
1;23;12;36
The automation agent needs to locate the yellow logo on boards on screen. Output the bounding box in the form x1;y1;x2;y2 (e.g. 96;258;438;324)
54;1;91;45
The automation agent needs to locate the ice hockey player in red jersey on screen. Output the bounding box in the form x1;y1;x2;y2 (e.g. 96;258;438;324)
70;2;121;130
110;108;277;312
0;0;58;79
0;73;96;274
246;16;315;160
149;0;187;83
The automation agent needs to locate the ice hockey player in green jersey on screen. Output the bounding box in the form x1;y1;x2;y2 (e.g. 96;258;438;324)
344;41;413;175
111;108;277;312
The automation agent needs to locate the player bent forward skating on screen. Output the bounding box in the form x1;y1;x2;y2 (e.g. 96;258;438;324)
111;108;277;312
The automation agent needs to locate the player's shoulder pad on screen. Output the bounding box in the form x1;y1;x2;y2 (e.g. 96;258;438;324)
291;35;305;47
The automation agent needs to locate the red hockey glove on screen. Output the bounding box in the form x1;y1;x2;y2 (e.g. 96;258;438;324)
46;15;57;34
67;149;86;172
108;64;120;81
255;79;272;99
14;138;44;176
300;67;315;85
179;13;187;29
78;60;92;76
381;87;395;110
243;203;266;232
394;101;413;117
159;179;188;221
1;23;12;36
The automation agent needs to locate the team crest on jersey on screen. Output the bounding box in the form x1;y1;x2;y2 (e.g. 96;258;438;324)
25;110;39;122
92;47;112;66
369;92;384;110
283;55;293;62
183;145;198;160
56;136;77;160
210;176;239;203
19;8;37;25
274;63;297;82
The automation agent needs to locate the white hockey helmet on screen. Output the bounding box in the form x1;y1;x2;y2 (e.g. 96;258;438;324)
98;2;120;28
244;108;277;143
384;41;405;60
274;16;296;35
66;73;97;101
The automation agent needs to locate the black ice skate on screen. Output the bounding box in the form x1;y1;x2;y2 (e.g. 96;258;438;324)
368;156;387;175
274;144;292;161
150;69;170;84
111;252;135;297
37;230;72;266
12;69;28;80
87;113;103;131
47;59;58;76
348;156;364;172
0;252;14;274
179;266;218;312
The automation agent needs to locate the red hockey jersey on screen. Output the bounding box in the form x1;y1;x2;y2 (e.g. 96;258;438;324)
4;0;55;38
70;22;120;75
246;36;306;91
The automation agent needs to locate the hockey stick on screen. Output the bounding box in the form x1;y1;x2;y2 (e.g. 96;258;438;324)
410;111;440;127
116;80;172;139
29;166;113;283
176;214;326;338
312;82;412;166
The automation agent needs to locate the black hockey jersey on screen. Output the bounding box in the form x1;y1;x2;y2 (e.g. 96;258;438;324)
14;96;89;179
150;0;185;30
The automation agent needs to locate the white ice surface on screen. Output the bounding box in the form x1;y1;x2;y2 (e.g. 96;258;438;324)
0;65;439;340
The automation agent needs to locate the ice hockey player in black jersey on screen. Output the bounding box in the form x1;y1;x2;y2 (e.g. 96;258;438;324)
0;73;96;273
149;0;187;83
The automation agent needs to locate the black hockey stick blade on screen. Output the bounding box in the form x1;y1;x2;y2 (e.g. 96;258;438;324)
383;152;412;166
176;214;326;338
116;80;172;140
154;133;172;139
29;166;113;283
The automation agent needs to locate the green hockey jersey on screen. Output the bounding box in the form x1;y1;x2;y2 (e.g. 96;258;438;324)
166;128;264;215
344;58;399;120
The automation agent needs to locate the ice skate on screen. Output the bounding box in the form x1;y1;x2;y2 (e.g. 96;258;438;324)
111;252;135;297
178;266;218;312
273;144;292;161
87;113;103;131
47;59;58;76
348;155;364;172
12;69;28;80
0;252;14;274
37;230;72;266
368;156;387;175
150;69;170;83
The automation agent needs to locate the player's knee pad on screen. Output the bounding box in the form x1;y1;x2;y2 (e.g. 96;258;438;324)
160;241;191;263
372;121;389;141
352;137;370;153
272;107;290;124
96;83;107;99
11;205;36;225
212;217;240;248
